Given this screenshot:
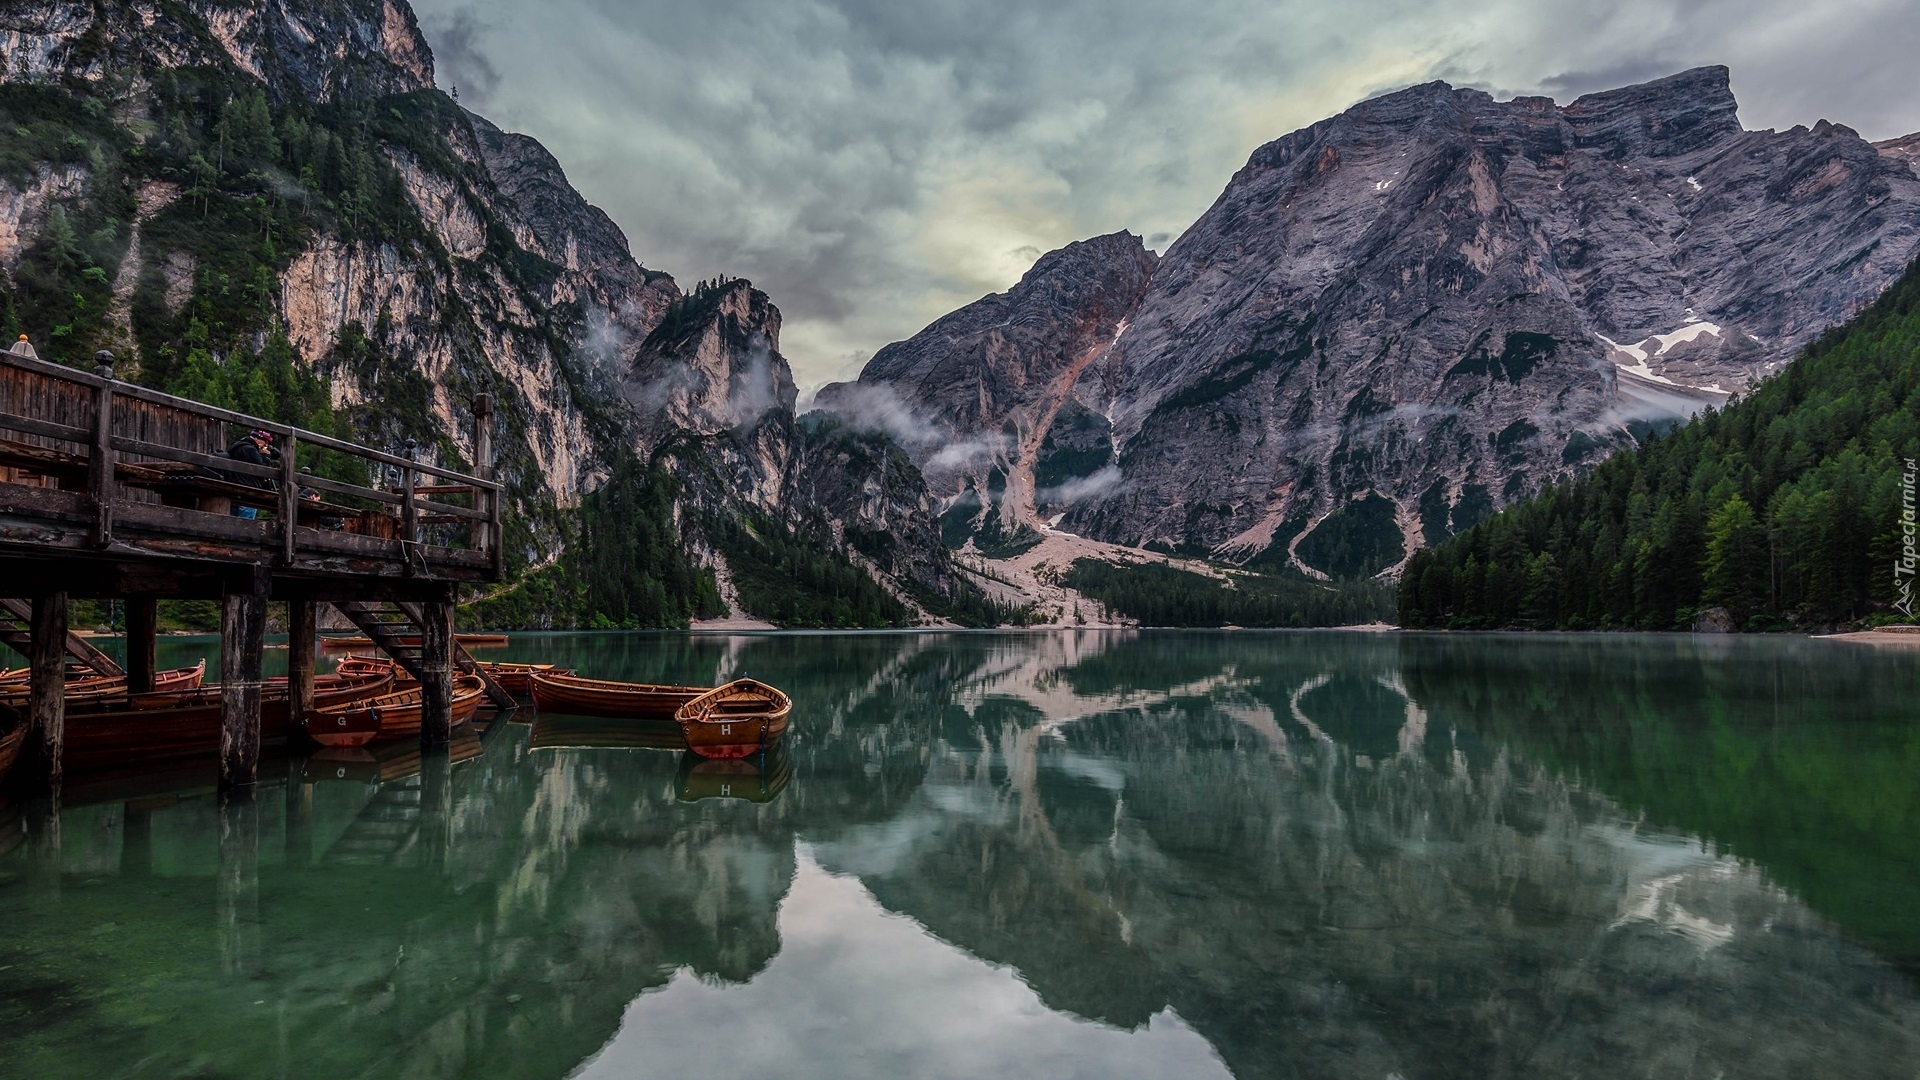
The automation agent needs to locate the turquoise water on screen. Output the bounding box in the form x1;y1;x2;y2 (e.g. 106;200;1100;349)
2;630;1918;1078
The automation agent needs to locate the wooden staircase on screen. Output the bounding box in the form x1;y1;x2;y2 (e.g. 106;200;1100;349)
0;598;125;676
330;599;515;709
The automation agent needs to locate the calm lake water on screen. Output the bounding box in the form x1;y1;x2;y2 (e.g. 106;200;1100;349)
3;630;1919;1079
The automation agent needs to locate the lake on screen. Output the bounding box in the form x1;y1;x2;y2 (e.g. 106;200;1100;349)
2;630;1918;1078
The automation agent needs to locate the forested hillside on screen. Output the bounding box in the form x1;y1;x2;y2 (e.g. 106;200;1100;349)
1400;258;1920;631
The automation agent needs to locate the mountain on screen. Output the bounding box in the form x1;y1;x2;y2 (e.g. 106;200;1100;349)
0;0;976;627
1399;251;1920;632
824;67;1920;579
623;278;984;622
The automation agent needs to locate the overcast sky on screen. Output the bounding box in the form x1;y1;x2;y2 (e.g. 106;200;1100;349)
407;0;1920;394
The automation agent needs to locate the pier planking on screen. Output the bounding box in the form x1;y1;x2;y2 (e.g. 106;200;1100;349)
0;347;505;794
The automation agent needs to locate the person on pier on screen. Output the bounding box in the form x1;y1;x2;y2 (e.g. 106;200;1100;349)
225;429;277;518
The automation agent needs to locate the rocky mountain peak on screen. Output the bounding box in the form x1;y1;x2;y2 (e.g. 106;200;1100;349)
812;229;1155;544
1562;65;1741;157
625;280;798;453
1;0;435;102
847;65;1920;579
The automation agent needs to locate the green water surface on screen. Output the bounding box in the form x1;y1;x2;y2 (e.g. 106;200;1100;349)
2;630;1918;1079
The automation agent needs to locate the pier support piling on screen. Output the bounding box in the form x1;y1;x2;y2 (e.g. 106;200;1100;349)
28;592;67;789
286;598;315;724
125;597;157;694
218;570;268;791
418;598;454;748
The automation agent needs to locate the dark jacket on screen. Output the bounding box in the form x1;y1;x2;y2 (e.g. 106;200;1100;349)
226;437;275;489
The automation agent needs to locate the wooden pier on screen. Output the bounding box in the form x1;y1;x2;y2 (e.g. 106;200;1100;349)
0;345;509;793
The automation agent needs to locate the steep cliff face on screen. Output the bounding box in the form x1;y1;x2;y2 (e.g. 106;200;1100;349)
1;0;433;101
628;280;975;614
0;0;966;625
1;0;664;526
845;67;1920;578
815;231;1156;542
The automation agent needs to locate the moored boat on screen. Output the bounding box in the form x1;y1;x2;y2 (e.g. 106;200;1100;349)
0;671;127;708
672;679;792;760
0;706;25;788
299;674;486;746
0;660;204;710
60;671;396;773
476;661;573;697
333;653;403;681
528;670;708;719
154;658;207;692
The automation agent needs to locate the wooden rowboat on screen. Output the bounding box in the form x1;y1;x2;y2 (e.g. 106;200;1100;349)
476;661;573;697
155;658;207;692
334;653;402;681
0;708;25;788
0;671;127;707
0;660;204;709
59;672;396;773
672;679;792;760
123;670;378;712
529;670;708;719
300;674;486;747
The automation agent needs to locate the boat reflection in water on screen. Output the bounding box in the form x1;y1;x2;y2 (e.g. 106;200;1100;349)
676;743;792;804
4;630;1920;1080
302;725;487;785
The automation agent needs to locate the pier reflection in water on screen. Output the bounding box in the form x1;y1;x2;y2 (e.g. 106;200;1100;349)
2;630;1918;1079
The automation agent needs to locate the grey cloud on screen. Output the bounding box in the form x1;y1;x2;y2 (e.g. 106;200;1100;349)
408;0;1920;393
419;8;499;106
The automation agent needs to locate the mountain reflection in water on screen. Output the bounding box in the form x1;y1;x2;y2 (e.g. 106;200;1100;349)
2;630;1917;1080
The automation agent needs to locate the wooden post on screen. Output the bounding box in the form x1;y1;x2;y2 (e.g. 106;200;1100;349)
470;393;494;558
400;438;419;547
125;597;157;694
88;354;115;548
286;597;315;725
28;593;67;789
279;432;299;563
218;569;269;791
418;597;454;748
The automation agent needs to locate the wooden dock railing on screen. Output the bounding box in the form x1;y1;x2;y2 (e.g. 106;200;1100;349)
0;348;504;583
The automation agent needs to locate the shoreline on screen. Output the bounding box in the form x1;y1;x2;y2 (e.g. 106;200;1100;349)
1816;629;1920;647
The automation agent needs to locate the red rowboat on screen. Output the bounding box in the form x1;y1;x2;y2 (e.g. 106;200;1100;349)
529;670;707;718
60;672;396;772
154;658;207;692
476;661;572;697
299;674;487;746
672;679;792;760
333;653;399;680
0;708;24;787
0;672;127;707
0;660;204;709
